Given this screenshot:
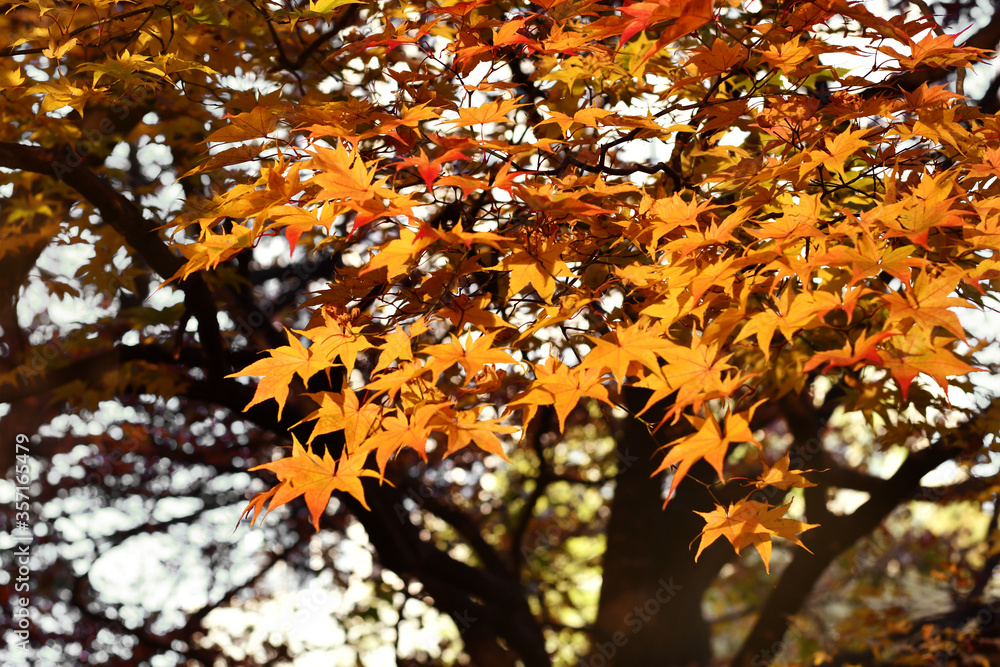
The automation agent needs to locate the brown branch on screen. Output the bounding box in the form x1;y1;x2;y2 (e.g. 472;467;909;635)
0;344;263;405
289;5;362;70
509;405;556;575
405;487;513;578
965;494;1000;604
780;391;833;525
341;484;552;667
730;417;984;667
0;142;227;380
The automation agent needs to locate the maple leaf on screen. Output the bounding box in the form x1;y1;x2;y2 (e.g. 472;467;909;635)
307;0;363;14
580;322;674;389
881;270;971;341
759;36;817;73
641;337;738;420
268;202;342;255
242;436;379;529
421;331;515;382
309;142;405;226
507;357;612;431
459;366;507;394
373;328;415;374
537;107;611;134
429;406;515;459
394;148;468;188
492;17;533;48
754;454;819;491
204;105;279;144
653;408;760;503
228;331;329;420
735;289;824;362
600;0;713;62
804;128;869;181
361;225;435;280
363;404;441;475
366;360;434;401
299;312;373;377
879;328;979;400
495;241;574;303
803;330;898;373
300;385;382;452
42;36;78;60
694;500;817;573
173;224;256;281
437;294;515;331
881;31;987;70
446;98;524;128
686;38;747;77
881;175;969;248
815;241;926;287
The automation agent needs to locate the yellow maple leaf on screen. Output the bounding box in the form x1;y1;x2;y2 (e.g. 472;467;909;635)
580;323;675;389
421;330;515;382
496;241;574;303
299;312;373;377
373;328;415;374
654;408;760;502
362;404;441;475
445;98;523;128
429;406;515;459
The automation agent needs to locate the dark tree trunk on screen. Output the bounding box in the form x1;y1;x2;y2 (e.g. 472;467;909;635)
592;390;733;666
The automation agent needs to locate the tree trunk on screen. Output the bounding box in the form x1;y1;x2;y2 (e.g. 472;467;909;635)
592;390;732;666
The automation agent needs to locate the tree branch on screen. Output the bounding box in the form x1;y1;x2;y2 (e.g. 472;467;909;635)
731;418;983;667
0;141;227;380
862;2;1000;100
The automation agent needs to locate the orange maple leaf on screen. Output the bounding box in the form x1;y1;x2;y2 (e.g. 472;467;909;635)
753;453;819;491
507;356;612;432
241;437;379;530
694;500;817;573
580;323;675;389
422;331;515;382
654;408;760;503
228;330;329;420
429;406;515;459
366;360;434;401
802;330;898;373
299;312;373;377
878;329;979;400
300;384;382;452
373;328;416;374
445;98;524;128
495;241;574;303
363;404;441;474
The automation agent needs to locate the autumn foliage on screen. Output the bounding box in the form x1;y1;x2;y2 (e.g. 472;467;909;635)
182;0;997;570
5;0;1000;664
